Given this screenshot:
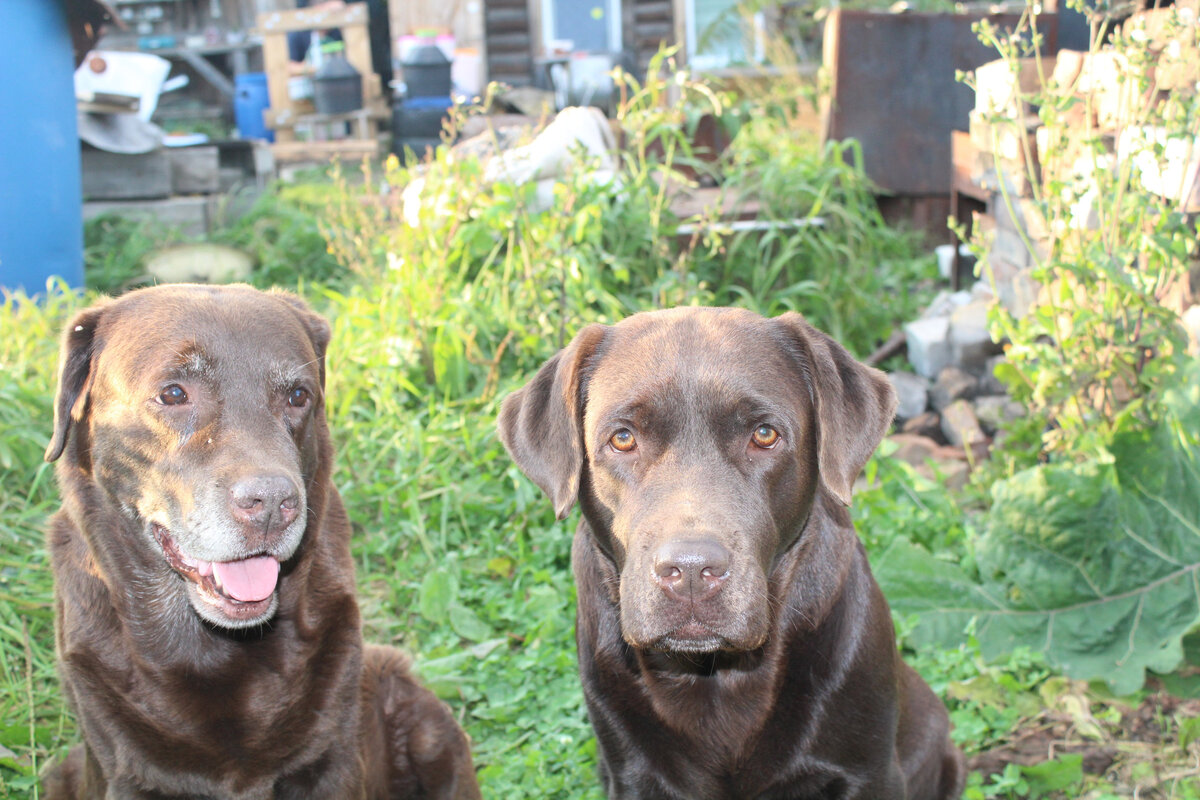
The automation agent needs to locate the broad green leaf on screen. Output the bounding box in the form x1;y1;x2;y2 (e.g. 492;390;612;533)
1020;754;1083;793
448;603;492;643
418;568;458;625
878;363;1200;695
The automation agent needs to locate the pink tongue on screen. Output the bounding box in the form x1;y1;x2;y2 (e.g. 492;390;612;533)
212;556;280;602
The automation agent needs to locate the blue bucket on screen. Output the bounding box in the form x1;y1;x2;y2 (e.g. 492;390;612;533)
235;72;274;142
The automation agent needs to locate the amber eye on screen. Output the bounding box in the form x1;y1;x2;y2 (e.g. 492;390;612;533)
158;384;188;406
751;424;780;449
609;429;637;453
288;387;311;408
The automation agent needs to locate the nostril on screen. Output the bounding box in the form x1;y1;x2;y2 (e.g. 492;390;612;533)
229;475;301;528
653;539;732;600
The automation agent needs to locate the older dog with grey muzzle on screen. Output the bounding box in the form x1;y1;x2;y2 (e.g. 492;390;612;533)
500;307;964;800
41;284;480;800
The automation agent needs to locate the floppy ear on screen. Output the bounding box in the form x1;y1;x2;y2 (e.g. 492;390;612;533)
775;312;897;506
498;324;607;520
271;290;332;389
45;302;110;463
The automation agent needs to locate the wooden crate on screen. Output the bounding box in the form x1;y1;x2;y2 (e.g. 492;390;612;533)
256;5;386;163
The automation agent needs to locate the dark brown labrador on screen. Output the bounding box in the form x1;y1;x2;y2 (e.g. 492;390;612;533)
41;284;480;800
499;307;964;800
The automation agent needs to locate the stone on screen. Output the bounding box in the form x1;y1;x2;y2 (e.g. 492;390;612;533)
940;399;988;448
921;289;972;321
949;300;1001;373
887;433;940;467
935;460;971;491
931;366;977;412
978;354;1009;395
904;316;952;379
901;411;945;443
888;371;930;421
974;395;1026;434
1184;305;1200;355
909;444;971;490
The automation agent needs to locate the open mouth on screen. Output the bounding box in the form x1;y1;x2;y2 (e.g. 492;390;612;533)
151;523;281;626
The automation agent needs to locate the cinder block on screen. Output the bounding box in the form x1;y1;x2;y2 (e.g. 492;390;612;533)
888;371;930;421
950;300;1001;372
904;316;953;380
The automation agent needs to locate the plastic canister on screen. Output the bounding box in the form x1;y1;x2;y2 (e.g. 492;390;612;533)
313;48;363;114
234;72;274;141
403;43;451;98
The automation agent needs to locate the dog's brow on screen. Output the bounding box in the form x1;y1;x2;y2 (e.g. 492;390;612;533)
157;345;212;379
269;361;312;388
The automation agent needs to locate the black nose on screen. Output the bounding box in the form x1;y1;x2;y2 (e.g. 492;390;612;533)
228;475;301;533
653;539;731;602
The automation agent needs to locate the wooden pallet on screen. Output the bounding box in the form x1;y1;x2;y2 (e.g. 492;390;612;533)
256;5;385;163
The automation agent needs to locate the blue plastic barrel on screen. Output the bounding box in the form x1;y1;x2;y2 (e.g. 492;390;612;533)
235;72;274;142
0;0;84;294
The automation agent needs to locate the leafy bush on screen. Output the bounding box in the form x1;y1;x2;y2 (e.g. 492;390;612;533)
967;6;1197;458
879;338;1200;696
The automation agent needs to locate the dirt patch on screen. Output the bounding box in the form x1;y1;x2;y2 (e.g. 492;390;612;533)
968;693;1200;798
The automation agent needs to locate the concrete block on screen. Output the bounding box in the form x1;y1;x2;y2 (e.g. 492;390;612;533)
888;371;930;421
950;300;1001;372
904;316;952;379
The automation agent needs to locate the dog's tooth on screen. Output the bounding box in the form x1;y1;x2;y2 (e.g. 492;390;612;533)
197;560;213;577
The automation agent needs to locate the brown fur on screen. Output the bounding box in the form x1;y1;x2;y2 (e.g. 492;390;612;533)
499;307;965;800
40;284;480;800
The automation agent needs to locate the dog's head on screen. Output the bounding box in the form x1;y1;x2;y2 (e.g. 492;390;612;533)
46;284;332;630
499;307;895;654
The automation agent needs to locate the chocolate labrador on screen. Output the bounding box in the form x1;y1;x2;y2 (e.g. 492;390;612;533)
499;307;964;800
41;284;480;800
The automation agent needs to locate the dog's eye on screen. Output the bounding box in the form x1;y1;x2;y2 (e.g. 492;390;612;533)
287;387;311;408
609;429;637;453
158;385;188;406
751;425;780;449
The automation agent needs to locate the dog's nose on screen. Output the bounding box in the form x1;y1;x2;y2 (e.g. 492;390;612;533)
229;475;301;532
653;539;731;602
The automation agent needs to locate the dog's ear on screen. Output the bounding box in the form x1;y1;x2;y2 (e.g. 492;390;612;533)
45;302;110;463
271;290;332;389
498;324;607;520
775;312;897;506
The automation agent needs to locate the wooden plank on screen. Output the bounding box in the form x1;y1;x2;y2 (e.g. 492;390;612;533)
271;139;379;164
340;25;374;88
260;29;295;142
257;5;368;34
81;147;171;201
167;146;220;194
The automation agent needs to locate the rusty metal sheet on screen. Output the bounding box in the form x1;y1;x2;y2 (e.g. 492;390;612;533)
821;9;1056;195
